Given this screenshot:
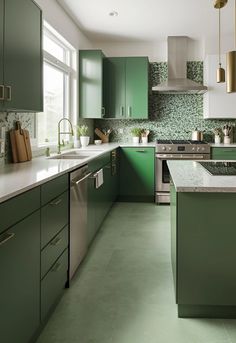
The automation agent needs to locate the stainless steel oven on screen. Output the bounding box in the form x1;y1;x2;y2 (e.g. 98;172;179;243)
155;140;211;203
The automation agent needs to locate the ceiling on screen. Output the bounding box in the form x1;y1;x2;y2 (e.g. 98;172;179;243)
57;0;234;43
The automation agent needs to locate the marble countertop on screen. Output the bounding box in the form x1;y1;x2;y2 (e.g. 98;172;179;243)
168;160;236;193
210;143;236;148
0;142;156;204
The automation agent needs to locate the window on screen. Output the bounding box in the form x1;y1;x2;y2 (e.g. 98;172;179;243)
37;22;76;146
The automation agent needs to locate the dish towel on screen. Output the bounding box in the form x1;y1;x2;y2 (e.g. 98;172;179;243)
96;168;104;189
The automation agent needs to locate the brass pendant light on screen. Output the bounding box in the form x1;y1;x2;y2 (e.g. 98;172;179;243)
214;0;227;82
226;0;236;92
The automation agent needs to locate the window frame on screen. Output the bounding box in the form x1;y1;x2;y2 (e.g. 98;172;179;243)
35;22;77;148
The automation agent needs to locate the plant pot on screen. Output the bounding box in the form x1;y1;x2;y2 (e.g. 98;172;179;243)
214;135;221;144
132;137;140;144
80;136;90;147
74;139;80;148
223;136;231;144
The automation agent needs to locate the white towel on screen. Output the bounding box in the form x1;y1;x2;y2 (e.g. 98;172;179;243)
96;168;104;189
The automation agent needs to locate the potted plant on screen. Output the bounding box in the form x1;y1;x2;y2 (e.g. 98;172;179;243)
77;125;90;147
213;128;221;144
131;128;142;144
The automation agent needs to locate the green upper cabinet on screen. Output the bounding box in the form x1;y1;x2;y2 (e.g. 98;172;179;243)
103;58;126;118
119;147;155;201
0;0;43;112
125;57;149;119
79;50;105;119
211;147;236;160
104;57;149;119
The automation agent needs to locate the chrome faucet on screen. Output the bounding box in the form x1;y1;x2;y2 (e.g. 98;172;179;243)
58;118;74;154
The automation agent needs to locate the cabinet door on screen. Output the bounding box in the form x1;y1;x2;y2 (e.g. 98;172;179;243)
0;0;3;111
4;0;43;112
211;148;236;160
119;148;155;200
103;58;126;118
125;57;149;119
0;210;40;343
79;50;104;119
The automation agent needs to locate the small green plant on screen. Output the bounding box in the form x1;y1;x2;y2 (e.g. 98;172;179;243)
212;127;222;136
77;125;89;137
130;127;142;137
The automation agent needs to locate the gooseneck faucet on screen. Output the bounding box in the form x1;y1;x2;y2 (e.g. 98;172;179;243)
58;118;74;154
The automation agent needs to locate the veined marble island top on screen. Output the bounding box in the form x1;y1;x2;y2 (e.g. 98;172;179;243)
168;160;236;193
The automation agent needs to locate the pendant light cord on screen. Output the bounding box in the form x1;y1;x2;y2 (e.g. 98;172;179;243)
219;7;221;66
235;0;236;49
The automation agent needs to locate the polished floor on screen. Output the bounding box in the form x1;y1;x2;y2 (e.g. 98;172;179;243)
37;203;236;343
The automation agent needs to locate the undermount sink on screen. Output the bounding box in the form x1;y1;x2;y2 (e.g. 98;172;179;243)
49;149;103;160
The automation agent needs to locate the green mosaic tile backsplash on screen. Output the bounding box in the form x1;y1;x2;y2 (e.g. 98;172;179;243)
95;62;236;143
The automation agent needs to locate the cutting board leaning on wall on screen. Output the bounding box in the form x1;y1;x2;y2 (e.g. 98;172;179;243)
10;121;32;163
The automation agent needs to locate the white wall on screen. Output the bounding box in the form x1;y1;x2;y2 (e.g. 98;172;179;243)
92;38;204;62
35;0;93;49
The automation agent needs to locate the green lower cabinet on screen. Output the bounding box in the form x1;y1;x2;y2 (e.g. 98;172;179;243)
41;249;68;321
171;186;236;318
119;147;155;201
0;210;40;343
211;147;236;160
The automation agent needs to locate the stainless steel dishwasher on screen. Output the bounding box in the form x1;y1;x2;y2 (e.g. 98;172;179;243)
69;165;91;280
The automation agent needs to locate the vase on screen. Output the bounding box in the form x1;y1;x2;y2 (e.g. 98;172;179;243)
223;136;231;144
214;135;221;144
132;137;140;144
80;136;90;147
141;137;148;144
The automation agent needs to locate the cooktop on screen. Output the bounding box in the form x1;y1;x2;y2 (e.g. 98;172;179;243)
200;162;236;176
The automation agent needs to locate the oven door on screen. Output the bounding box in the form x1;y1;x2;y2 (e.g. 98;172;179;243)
156;156;170;193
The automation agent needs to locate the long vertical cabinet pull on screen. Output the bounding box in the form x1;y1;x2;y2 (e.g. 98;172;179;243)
120;106;124;116
6;86;12;101
127;106;132;118
0;85;4;100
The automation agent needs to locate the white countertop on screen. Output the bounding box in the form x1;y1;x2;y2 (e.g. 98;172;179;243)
0;142;156;204
210;143;236;148
168;160;236;193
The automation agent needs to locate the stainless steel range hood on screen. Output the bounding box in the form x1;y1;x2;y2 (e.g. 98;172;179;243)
152;36;207;94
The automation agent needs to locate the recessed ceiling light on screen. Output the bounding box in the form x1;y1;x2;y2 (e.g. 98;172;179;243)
109;11;118;17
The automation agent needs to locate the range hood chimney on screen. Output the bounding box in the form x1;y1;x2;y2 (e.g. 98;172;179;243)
152;36;207;94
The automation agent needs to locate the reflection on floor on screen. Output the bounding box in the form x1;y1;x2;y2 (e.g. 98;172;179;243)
37;202;236;343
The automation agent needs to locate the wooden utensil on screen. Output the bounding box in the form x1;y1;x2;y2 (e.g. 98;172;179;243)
10;121;32;163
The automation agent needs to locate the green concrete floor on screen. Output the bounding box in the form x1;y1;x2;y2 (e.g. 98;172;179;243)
37;203;236;343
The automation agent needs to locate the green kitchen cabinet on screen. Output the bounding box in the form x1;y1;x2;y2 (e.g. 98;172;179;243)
119;147;155;201
0;210;40;343
103;58;126;118
0;0;43;112
211;147;236;160
103;57;149;119
79;50;105;119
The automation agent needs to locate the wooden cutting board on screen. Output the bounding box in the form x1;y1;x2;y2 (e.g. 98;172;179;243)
10;121;32;163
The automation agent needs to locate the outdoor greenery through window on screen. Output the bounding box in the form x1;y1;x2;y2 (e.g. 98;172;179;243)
37;22;76;146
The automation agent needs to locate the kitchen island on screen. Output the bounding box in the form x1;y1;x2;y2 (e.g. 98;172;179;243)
168;160;236;318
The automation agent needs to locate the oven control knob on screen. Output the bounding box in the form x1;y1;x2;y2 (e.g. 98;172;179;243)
168;147;172;151
202;147;205;151
192;147;195;151
162;146;166;151
197;147;201;151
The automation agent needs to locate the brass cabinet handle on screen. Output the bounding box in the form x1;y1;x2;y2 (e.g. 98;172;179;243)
0;232;15;246
50;198;62;206
50;237;62;246
120;106;124;116
0;85;4;101
6;86;12;101
51;262;62;272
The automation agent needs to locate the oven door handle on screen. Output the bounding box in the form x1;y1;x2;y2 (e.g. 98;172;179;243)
156;154;206;160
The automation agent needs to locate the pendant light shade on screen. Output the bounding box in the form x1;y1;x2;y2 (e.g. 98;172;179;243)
227;50;236;92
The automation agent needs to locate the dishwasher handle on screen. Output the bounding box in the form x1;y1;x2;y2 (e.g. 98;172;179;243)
71;172;92;185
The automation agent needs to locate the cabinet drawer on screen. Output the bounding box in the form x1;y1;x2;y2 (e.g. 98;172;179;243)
0;187;40;235
88;152;110;173
41;249;68;321
41;174;68;206
41;226;68;279
41;191;69;248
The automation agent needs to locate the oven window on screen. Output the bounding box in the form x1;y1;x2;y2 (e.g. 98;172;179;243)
162;160;170;183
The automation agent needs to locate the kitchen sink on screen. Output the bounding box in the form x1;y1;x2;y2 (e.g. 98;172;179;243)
49;149;103;160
